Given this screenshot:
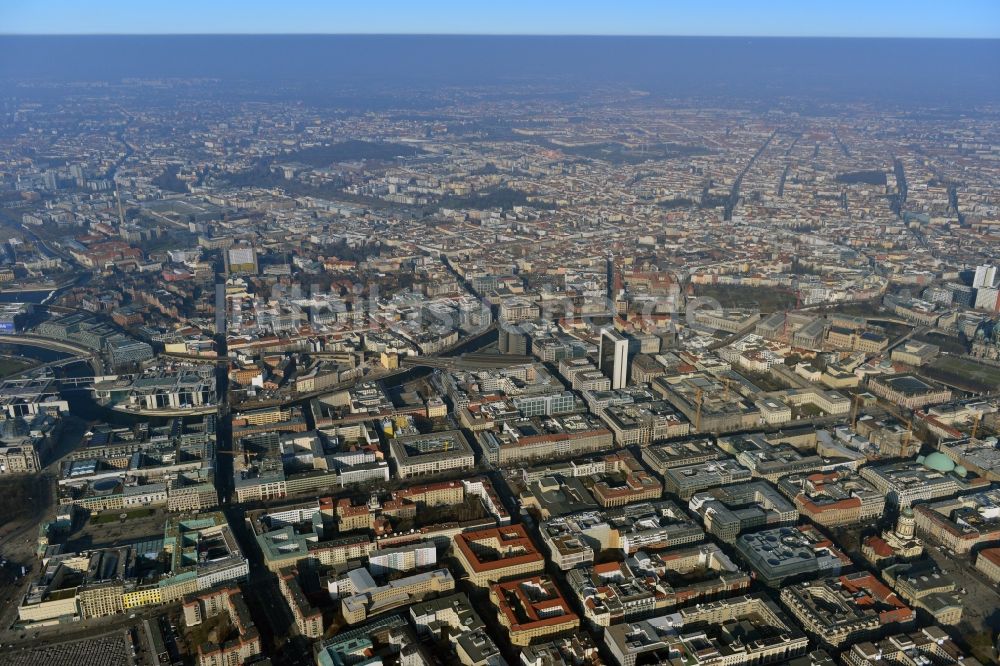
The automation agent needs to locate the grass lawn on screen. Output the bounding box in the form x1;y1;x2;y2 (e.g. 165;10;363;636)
0;357;36;378
92;507;156;524
925;355;1000;392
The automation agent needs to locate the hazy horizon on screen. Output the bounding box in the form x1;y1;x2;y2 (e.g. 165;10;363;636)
2;35;997;109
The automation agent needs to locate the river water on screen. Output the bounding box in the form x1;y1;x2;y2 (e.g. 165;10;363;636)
0;342;161;426
0;290;53;304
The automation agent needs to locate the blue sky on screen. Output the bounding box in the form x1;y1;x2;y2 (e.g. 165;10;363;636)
2;0;998;38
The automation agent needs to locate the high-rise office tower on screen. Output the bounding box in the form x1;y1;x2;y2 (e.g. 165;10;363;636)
599;328;630;390
974;264;997;289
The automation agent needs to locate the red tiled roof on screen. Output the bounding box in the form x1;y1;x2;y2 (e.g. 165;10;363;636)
454;525;544;573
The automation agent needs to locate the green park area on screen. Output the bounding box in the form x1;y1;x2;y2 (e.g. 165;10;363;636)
693;285;799;312
0;357;36;378
924;355;1000;393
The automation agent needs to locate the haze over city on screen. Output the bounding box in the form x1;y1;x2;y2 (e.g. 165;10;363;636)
0;3;998;666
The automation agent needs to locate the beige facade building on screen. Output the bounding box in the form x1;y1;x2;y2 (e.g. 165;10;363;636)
454;525;545;587
780;573;914;648
77;582;125;619
279;567;323;638
975;548;1000;583
490;575;579;647
341;568;455;625
843;625;983;666
0;444;40;474
604;594;807;666
913;488;1000;553
780;471;884;528
182;585;261;666
866;374;952;410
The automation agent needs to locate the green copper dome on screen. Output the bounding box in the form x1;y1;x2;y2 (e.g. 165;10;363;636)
922;452;956;473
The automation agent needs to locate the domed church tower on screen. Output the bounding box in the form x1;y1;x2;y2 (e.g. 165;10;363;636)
895;507;916;540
